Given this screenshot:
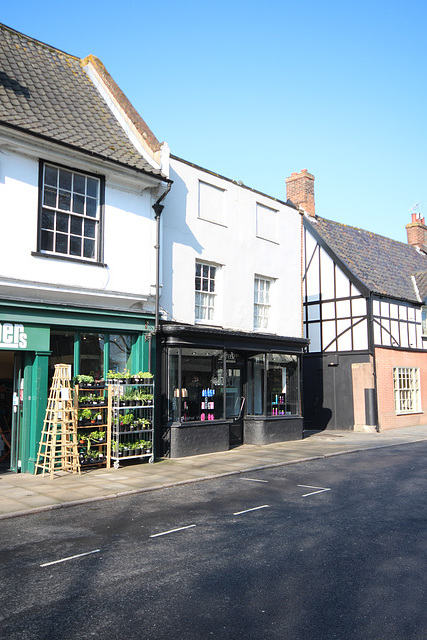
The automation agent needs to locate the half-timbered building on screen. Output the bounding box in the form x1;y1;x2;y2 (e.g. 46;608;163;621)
286;170;427;432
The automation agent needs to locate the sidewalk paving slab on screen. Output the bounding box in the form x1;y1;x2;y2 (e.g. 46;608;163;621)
1;425;427;519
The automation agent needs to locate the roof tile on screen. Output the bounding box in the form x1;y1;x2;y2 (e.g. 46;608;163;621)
0;23;163;178
306;216;427;303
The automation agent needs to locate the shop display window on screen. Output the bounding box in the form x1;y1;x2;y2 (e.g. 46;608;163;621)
109;334;133;373
49;330;75;382
169;348;224;422
266;354;299;416
80;333;104;379
247;354;265;415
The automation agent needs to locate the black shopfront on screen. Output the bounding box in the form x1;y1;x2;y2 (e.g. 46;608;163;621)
159;324;308;457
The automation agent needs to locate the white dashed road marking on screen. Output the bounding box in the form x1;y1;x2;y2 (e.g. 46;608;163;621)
298;484;331;497
233;505;270;515
40;549;100;567
149;524;196;538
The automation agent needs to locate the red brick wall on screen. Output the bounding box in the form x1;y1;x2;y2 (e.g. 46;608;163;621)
375;347;427;430
405;216;427;250
286;170;315;217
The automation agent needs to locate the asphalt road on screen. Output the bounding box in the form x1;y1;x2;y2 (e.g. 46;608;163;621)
1;442;426;639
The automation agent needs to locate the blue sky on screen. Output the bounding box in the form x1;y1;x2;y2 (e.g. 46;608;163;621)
2;1;427;242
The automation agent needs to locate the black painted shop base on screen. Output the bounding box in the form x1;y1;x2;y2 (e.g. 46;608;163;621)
162;417;303;458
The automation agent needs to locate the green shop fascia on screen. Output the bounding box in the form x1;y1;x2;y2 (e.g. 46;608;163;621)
0;301;154;474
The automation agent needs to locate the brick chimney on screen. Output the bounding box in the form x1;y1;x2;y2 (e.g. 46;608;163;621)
285;169;315;216
406;213;427;252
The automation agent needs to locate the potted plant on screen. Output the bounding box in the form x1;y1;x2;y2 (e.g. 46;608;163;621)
74;374;94;388
79;408;92;426
121;413;134;431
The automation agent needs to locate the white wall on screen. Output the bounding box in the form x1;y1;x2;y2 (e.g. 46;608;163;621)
372;298;425;350
161;158;303;338
303;227;368;352
0;148;156;303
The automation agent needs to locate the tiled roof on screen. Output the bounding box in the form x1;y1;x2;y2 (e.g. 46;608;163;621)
306;215;427;303
413;270;427;301
0;23;163;176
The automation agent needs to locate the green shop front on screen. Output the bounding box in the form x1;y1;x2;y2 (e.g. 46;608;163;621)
0;301;155;474
159;323;309;458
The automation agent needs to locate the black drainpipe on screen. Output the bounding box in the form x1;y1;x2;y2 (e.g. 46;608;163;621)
152;181;172;333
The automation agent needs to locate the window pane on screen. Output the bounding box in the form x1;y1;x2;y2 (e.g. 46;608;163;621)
86;197;97;218
59;169;72;191
179;348;224;421
247;354;264;415
44;165;57;186
83;238;95;259
254;277;271;330
267;354;299;416
56;212;69;233
55;233;68;254
84;219;96;239
48;330;75;385
86;177;98;198
72;193;85;214
70;216;82;235
41;230;54;251
167;348;180;423
58;190;71;211
70;236;82;256
109;334;133;374
41;210;54;230
80;333;104;379
43;187;57;208
73;173;85;194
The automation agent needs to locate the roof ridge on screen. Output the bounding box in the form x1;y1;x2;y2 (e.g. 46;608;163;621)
0;22;79;61
314;214;416;250
81;54;161;155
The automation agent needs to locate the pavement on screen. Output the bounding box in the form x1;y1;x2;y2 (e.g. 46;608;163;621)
1;425;427;520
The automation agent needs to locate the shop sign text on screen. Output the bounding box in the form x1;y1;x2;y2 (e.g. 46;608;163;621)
0;323;28;349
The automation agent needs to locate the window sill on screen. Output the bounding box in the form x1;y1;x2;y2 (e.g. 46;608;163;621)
32;252;107;268
395;411;423;416
255;234;279;245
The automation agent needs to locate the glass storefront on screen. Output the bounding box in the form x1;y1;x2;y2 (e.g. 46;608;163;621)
80;332;104;378
169;348;224;422
49;330;75;381
48;331;138;381
166;347;300;423
109;334;134;373
266;354;299;416
247;354;265;416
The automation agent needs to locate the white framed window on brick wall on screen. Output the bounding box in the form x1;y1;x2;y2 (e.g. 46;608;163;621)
254;276;272;330
38;162;103;262
195;261;217;322
393;366;421;414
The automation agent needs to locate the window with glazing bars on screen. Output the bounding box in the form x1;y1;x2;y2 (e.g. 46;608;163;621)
393;366;420;413
40;163;101;260
195;262;216;321
254;276;271;330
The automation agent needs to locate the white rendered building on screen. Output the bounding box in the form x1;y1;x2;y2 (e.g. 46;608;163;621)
158;156;308;457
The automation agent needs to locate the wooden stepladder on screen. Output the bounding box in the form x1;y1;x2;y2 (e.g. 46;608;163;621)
35;364;80;478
